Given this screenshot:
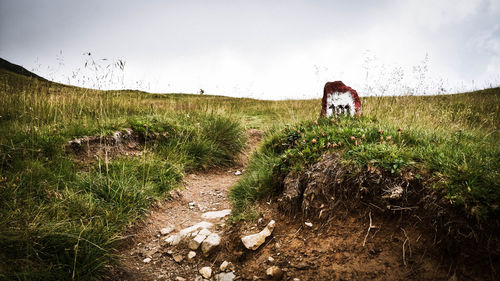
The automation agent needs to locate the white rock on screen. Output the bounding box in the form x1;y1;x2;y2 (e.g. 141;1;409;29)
175;277;186;281
188;251;197;259
189;233;208;250
160;225;174;235
241;220;275;250
202;233;221;254
179;221;214;238
216;272;236;281
234;170;242;176
199;228;212;236
268;256;275;262
266;266;283;279
199;266;212;278
201;209;232;219
220;260;230;271
164;234;182;246
305;222;313;227
142;257;151;263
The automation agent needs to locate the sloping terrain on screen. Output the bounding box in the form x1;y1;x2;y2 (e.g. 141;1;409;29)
0;57;47;81
0;59;498;280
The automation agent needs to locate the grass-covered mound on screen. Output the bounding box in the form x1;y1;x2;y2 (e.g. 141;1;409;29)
230;91;500;258
231;116;499;217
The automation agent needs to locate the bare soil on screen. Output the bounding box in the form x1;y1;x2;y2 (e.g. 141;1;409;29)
222;204;454;281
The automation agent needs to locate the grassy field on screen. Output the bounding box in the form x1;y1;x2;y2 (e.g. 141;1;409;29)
1;65;499;280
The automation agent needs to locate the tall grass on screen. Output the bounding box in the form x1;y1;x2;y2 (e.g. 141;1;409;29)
0;70;247;280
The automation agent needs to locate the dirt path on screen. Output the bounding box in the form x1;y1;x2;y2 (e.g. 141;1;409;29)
110;129;262;281
111;171;240;280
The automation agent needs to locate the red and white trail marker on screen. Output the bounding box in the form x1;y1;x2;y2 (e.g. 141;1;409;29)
320;81;362;117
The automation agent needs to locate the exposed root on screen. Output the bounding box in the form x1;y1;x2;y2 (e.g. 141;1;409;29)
363;211;376;247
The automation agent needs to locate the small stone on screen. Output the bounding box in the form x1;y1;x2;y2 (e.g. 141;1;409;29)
266;266;283;280
175;277;186;281
188;251;197;260
293;278;301;281
142;257;151;263
220;260;230;271
268;256;275;262
304;222;313;227
164;234;182;246
235;170;242;176
241;220;275;250
199;228;212;236
194;276;203;281
199;266;212;278
202;233;221;254
178;221;214;239
173;254;184;263
189;233;207;250
160;225;174;235
292;261;309;270
216;272;236;281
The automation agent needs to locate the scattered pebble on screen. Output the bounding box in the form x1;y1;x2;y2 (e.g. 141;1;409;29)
268;256;275;262
216;271;236;281
266;266;283;280
142;257;151;263
220;260;230;271
199;266;212;278
188;251;196;260
173;254;184;263
175;277;186;281
234;170;242;176
305;222;313;227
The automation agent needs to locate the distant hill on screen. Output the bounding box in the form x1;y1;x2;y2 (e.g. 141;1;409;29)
0;57;47;81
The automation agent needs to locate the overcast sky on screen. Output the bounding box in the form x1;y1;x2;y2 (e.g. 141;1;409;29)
1;0;499;99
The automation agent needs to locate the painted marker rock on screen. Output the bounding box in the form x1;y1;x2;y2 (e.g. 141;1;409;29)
320;81;362;117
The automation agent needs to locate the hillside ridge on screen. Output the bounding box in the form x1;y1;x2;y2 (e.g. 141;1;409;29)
0;57;47;81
